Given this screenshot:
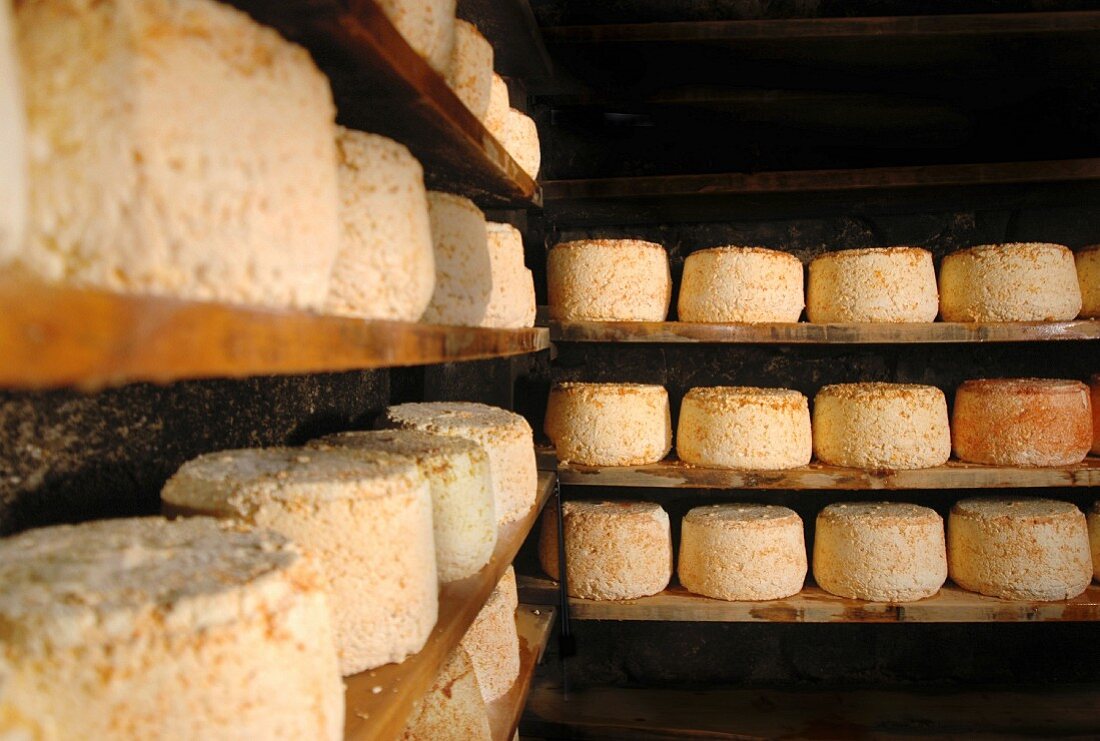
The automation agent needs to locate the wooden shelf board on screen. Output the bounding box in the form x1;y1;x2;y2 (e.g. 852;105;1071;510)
518;575;1100;623
344;471;555;741
0;281;549;390
487;605;556;741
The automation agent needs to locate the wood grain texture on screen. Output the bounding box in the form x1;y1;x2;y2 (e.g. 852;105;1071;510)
343;471;555;741
518;575;1100;623
487;605;556;741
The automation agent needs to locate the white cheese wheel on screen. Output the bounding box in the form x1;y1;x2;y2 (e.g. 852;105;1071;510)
445;20;492;120
939;243;1082;322
806;247;938;323
1077;245;1100;318
812;383;951;470
1091;374;1100;456
423;192;493;326
400;646;491;741
0;517;343;740
484;222;536;328
501;108;540;179
381;402;537;525
948;497;1091;600
678;247;804;323
376;0;456;73
545;382;672;466
161;448;437;675
679;504;807;601
1088;502;1100;583
539;500;673;600
952;378;1092;466
813;502;947;602
327;128;435;321
13;0;340;309
677;386;811;470
485;73;510;138
309;429;496;582
496;563;519;611
459;567;520;702
0;0;25;263
548;239;671;322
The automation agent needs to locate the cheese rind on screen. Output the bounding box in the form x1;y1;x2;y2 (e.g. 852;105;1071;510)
548;239;671;321
400;646;491;741
948;497;1091;600
806;247;939;323
1088;502;1100;583
501;108;540;179
485;73;509;138
484;222;536;328
679;504;807;601
678;246;804;323
0;0;25;263
1090;374;1100;456
459;567;520;702
445;20;492;120
813;502;947;602
1077;245;1100;318
423;192;493;326
545;382;672;466
376;0;456;73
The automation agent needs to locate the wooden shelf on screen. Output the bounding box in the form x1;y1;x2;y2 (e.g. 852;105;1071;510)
344;471;555;741
518;576;1100;623
227;0;539;208
487;605;556;741
0;281;550;390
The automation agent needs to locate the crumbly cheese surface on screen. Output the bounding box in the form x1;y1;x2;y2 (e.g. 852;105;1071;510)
545;382;672;466
0;0;25;263
812;383;951;470
939;242;1082;322
806;247;939;323
483;222;536;328
501;108;540;179
0;517;343;740
376;0;456;73
422;192;493;326
1090;375;1100;456
539;500;673;600
952;378;1092;466
1088;502;1100;582
1076;245;1100;318
548;239;671;321
679;247;804;323
813;502;947;602
679;504;806;601
948;497;1091;601
485;73;509;138
459;568;519;702
444;20;492;120
161;447;437;675
677;386;811;470
400;647;491;741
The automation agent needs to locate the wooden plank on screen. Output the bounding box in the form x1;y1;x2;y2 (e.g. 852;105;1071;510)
344;472;555;741
517;576;1100;623
487;605;556;741
0;280;549;390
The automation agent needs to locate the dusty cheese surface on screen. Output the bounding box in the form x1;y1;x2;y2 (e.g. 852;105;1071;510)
1076;245;1100;318
483;222;536;328
1088;502;1100;583
1091;374;1100;456
545;382;671;466
548;239;671;321
679;504;807;601
0;0;24;263
444;20;492;120
952;378;1092;466
501;108;540;179
813;502;947;602
161;447;436;675
948;497;1091;601
375;0;456;73
939;242;1082;322
807;247;939;323
400;646;490;741
485;73;509;138
0;517;343;740
678;246;804;323
423;191;493;326
677;386;811;470
459;567;520;702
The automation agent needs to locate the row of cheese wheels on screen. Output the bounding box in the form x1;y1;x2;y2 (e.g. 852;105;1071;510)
548;241;1100;323
545;378;1100;469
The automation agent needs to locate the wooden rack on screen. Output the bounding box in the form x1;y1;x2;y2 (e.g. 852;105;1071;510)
487;605;556;740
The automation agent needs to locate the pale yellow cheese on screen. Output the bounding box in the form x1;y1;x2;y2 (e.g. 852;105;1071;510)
1076;245;1100;318
545;382;672;466
459;567;520;702
376;0;456;73
400;646;491;741
678;247;804;323
445;20;492;120
548;239;671;321
807;247;938;323
423;192;493;326
0;0;25;263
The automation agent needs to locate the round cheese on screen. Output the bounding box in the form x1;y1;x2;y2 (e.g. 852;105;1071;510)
939;243;1082;322
1088;502;1100;583
501;108;540;180
309;429;496;582
459;566;520;702
161;448;437;675
327;128;435;321
485;73;509;138
678;246;804;323
381;401;537;525
484;222;536;328
813;502;947;602
677;386;811;470
375;0;456;73
948;497;1091;600
0;517;343;740
1090;374;1100;456
806;247;938;323
545;382;672;466
445;20;492;120
548;239;671;322
539;500;672;600
952;378;1092;466
0;0;25;264
678;504;807;601
812;383;951;470
1077;245;1100;318
400;646;490;741
423;192;492;326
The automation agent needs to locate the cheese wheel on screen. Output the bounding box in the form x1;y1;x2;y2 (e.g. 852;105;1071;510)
381;402;537;525
309;429;496;582
444;20;492;120
806;247;938;323
678;504;807;601
952;378;1092;466
1091;374;1100;456
0;517;343;740
327;128;435;321
501;108;540;179
812;383;951;470
496;564;519;612
939;243;1082;322
1088;502;1100;583
400;646;490;741
423;192;493;326
161;448;437;675
459;567;520;702
484;222;536;328
677;386;811;470
0;0;25;263
13;0;339;309
548;239;671;322
545;382;672;466
813;502;947;602
1077;245;1100;318
376;0;456;73
539;500;672;600
948;497;1091;600
485;73;510;138
678;246;804;323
